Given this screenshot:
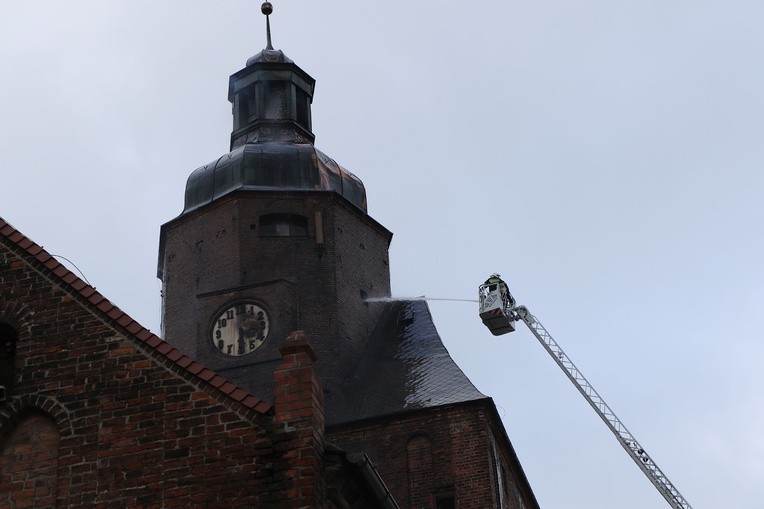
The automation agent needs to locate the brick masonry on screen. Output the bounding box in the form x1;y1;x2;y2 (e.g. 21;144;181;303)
0;228;373;508
273;331;325;507
158;190;392;393
327;401;538;509
0;412;59;508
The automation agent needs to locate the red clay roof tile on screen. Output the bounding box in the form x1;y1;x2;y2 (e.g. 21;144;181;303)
198;369;215;381
156;342;172;355
241;395;260;408
230;389;248;402
71;280;88;291
210;376;226;387
145;336;162;348
255;401;271;413
166;349;182;362
135;329;152;341
187;362;204;375
52;265;69;278
80;287;96;298
219;382;236;394
125;322;142;334
176;356;193;369
61;272;78;284
95;299;112;312
107;307;123;320
116;315;133;327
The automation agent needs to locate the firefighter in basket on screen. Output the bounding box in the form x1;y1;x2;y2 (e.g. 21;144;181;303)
484;274;515;311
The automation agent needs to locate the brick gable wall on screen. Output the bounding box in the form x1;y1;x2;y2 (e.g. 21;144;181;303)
0;239;315;508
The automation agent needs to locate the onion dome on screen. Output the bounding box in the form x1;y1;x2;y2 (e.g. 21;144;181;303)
181;3;367;214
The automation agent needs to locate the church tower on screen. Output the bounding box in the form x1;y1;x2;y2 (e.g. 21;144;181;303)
157;6;539;507
158;6;392;399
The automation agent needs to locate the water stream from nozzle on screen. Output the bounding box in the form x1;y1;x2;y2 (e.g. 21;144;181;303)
364;296;478;303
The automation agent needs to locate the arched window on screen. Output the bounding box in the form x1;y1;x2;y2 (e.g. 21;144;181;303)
258;214;308;237
0;322;18;399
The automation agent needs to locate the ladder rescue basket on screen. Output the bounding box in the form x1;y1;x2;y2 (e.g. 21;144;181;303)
478;282;515;336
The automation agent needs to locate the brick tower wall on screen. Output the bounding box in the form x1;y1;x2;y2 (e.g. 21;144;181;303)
159;190;392;390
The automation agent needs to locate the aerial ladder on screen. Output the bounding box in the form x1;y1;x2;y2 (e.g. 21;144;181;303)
479;276;693;509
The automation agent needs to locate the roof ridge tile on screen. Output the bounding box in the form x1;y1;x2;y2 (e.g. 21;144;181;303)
107;307;123;320
176;357;193;369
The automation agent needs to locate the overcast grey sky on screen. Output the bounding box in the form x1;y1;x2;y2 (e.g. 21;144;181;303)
2;2;763;507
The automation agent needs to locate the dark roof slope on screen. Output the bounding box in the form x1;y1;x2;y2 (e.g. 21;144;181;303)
182;143;368;215
329;300;486;426
0;216;270;414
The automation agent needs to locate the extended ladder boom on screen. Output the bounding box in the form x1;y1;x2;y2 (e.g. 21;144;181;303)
512;306;692;509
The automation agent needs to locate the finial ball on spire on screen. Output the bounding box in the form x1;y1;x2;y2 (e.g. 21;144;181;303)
261;2;273;15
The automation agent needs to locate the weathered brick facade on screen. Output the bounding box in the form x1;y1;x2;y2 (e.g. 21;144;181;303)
0;412;59;507
328;401;537;509
0;225;392;507
0;238;268;506
158;191;392;396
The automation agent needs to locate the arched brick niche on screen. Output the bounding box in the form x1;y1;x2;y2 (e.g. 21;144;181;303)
407;434;433;505
0;322;18;395
0;301;32;340
0;411;60;508
0;301;32;400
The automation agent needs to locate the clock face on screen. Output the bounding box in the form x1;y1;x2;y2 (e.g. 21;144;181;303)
211;301;270;356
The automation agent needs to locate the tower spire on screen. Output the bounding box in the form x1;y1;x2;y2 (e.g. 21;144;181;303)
262;2;274;50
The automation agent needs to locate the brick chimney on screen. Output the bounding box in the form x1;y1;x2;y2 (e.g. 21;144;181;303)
272;330;325;507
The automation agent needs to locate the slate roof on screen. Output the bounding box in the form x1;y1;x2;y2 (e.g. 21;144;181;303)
0;217;270;415
328;299;487;426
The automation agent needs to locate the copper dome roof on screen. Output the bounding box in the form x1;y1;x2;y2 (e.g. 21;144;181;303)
182;142;367;214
